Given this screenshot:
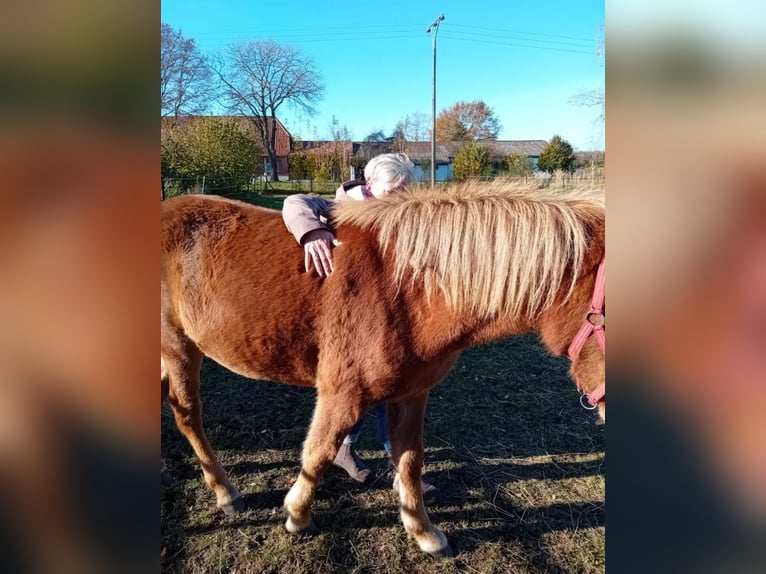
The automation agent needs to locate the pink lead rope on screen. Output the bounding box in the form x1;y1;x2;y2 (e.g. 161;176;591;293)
566;258;606;407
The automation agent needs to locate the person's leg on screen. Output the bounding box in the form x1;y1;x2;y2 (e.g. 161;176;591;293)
346;415;365;444
374;403;392;457
332;411;371;483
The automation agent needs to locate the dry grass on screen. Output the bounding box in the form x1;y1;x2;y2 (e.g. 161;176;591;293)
161;335;604;574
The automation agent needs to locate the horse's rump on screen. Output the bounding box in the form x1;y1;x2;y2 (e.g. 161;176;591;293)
161;195;326;386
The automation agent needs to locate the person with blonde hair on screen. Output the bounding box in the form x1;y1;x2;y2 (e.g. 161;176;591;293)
282;152;438;504
284;152;415;277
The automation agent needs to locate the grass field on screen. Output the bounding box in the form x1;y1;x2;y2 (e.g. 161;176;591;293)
160;189;605;574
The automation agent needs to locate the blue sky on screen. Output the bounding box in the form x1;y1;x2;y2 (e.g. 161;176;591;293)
162;1;604;150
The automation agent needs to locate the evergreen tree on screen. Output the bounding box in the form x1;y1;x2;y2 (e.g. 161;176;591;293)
452;142;489;182
538;135;577;173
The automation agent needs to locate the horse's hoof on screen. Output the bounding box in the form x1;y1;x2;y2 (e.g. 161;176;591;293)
285;515;320;536
298;522;320;537
417;531;452;557
161;470;173;486
429;544;454;558
219;497;246;515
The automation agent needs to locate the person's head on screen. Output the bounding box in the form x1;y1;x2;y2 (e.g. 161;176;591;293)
363;153;415;198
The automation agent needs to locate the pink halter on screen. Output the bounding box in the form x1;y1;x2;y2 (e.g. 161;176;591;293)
567;258;605;407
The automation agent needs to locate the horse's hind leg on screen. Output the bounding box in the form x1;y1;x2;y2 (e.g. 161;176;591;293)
388;393;451;556
284;391;362;534
162;340;243;514
161;364;173;485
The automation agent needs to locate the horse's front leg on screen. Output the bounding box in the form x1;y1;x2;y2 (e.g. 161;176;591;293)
284;391;362;535
388;393;452;557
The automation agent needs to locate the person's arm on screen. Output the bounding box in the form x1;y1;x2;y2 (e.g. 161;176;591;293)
336;179;367;200
282;194;340;277
283;194;333;243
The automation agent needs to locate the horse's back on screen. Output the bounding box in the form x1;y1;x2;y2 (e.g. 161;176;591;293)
161;195;322;385
161;194;276;252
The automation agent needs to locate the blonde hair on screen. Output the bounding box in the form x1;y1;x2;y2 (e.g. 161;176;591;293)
363;153;415;193
335;181;605;320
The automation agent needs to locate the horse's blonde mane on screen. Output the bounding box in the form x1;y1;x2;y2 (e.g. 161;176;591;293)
334;181;605;320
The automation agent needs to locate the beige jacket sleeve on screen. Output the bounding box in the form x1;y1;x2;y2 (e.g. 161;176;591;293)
282;194;335;245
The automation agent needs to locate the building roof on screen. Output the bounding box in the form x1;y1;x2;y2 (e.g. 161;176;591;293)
351;141;402;161
399;141;452;163
479;140;548;158
294;140;549;164
351;140;549;163
293;140;354;155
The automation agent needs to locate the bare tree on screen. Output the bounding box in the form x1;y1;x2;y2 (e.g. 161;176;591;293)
570;89;605;125
214;39;324;181
392;112;431;142
161;23;213;117
569;24;604;146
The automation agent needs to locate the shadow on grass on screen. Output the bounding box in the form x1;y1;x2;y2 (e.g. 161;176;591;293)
175;453;603;549
160;477;191;573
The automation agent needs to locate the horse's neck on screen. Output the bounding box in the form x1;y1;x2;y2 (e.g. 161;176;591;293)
406;289;536;359
465;314;538;347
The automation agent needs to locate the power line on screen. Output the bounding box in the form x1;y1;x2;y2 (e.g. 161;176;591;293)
191;24;423;37
184;23;598;53
190;26;422;43
444;28;598;49
193;33;420;49
193;32;596;56
439;33;595;55
450;23;600;44
269;34;417;44
189;23;598;44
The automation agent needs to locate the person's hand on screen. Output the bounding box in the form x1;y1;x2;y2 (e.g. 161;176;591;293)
302;229;342;277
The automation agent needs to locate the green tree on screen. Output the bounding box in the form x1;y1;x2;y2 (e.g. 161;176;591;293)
288;150;313;180
436;100;501;141
452;142;489;182
311;156;331;184
504;153;535;177
538;135;577;173
162;118;259;196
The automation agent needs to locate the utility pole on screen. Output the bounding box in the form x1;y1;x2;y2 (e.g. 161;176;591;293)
427;14;444;189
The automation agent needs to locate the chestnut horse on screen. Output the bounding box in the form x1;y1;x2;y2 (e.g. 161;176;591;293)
160;182;605;556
